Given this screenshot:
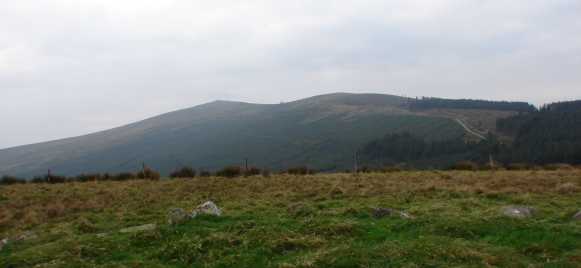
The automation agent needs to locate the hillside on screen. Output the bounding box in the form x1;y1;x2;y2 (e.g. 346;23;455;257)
496;100;581;164
1;171;580;267
0;93;521;177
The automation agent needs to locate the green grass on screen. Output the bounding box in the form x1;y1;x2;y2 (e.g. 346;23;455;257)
1;171;580;267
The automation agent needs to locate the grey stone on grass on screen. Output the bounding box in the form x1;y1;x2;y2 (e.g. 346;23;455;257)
502;206;535;219
192;201;222;218
96;233;108;238
0;238;8;252
373;208;413;219
15;231;37;241
0;232;37;252
168;208;190;225
119;224;157;233
573;210;581;221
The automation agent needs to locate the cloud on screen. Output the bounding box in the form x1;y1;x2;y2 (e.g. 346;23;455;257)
1;0;581;148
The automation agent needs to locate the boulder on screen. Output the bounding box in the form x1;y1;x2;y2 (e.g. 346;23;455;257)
119;224;157;233
372;208;413;219
573;210;581;221
167;208;190;225
192;201;222;218
502;206;535;219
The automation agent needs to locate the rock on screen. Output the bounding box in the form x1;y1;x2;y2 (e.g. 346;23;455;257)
0;238;8;251
502;206;535;219
15;231;37;241
373;208;413;219
398;211;413;219
168;208;190;225
96;233;108;238
192;201;222;218
119;224;157;234
373;208;395;218
1;232;36;252
573;210;581;221
287;203;315;218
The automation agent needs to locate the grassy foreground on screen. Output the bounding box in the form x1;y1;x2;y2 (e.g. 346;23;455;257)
1;171;580;267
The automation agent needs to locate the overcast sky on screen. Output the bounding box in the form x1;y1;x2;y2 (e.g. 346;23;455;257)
1;0;581;149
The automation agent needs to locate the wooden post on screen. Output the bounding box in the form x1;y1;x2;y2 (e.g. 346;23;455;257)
353;151;359;174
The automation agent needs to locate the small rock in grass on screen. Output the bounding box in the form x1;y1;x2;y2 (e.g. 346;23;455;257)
16;231;37;241
287;203;315;218
502;206;535;219
167;208;190;225
192;201;222;218
96;233;108;238
573;210;581;221
373;208;395;218
119;224;157;234
373;208;413;219
0;238;8;251
398;211;413;219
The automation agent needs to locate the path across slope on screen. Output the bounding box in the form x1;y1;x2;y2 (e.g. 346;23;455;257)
455;118;487;140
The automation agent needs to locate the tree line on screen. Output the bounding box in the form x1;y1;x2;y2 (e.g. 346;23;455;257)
362;99;581;168
0;165;318;185
497;100;581;164
409;97;536;113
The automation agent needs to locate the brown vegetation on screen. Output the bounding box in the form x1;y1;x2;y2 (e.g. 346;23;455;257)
1;170;580;236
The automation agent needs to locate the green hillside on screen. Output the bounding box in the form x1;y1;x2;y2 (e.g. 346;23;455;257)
0;93;516;177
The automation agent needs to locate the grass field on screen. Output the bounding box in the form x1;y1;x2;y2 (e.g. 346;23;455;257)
1;170;580;267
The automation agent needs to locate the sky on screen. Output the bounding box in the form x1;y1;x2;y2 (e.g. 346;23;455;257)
1;0;581;149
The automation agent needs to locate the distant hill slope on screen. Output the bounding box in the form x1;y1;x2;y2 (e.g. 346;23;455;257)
496;100;581;164
0;93;522;177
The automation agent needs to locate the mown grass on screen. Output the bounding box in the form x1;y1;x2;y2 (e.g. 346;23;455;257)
1;171;580;267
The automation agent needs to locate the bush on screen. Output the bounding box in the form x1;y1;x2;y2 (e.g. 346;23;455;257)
450;161;479;171
31;176;46;183
0;175;26;185
244;167;261;177
46;174;67;184
170;167;197;178
506;163;531;170
74;173;102;182
543;163;575;171
216;166;242;178
356;166;372;173
137;168;161;180
382;166;403;173
261;169;271;178
199;170;212;177
101;173;112;181
286;166;316;175
113;172;136;181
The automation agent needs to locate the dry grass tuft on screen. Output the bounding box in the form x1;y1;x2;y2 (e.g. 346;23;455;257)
1;170;580;235
556;182;579;194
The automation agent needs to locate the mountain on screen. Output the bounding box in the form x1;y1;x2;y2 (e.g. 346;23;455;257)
0;93;525;177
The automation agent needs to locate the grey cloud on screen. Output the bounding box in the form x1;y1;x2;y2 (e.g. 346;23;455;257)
1;0;581;148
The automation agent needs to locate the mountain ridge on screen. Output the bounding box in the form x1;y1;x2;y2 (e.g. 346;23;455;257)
0;92;526;177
